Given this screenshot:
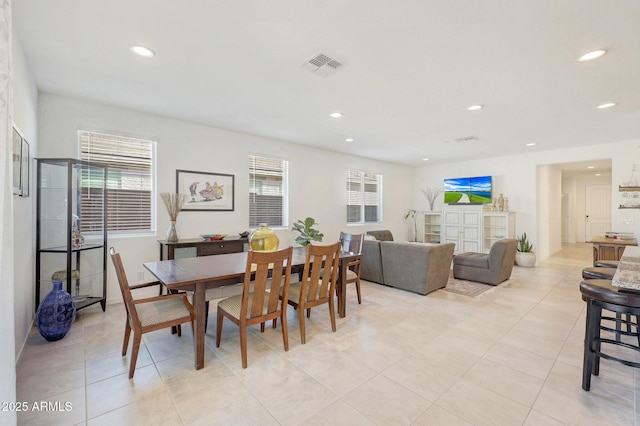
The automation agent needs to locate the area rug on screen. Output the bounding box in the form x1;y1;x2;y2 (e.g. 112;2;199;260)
442;272;500;298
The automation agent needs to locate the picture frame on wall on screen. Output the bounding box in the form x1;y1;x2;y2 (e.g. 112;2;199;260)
176;169;235;211
12;127;21;196
20;138;30;197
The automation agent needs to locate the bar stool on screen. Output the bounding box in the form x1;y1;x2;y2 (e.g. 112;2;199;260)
581;267;615;280
580;279;640;391
594;260;620;269
582;267;628;339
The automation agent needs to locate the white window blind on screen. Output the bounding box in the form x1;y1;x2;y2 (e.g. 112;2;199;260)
346;169;383;224
80;131;155;234
249;155;288;227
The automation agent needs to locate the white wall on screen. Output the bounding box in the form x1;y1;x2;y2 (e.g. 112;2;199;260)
37;93;414;305
12;29;38;360
413;138;640;262
1;2;16;421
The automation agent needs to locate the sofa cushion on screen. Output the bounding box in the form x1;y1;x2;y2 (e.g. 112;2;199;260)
453;252;489;269
367;230;394;241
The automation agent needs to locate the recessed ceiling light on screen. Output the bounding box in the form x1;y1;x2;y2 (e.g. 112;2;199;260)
467;105;483;111
579;50;606;62
587;166;595;169
330;112;343;118
345;138;354;143
595;173;601;176
525;142;537;147
597;102;616;109
130;45;155;58
422;158;429;161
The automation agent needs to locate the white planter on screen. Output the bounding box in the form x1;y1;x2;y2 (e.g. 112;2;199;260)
515;252;536;267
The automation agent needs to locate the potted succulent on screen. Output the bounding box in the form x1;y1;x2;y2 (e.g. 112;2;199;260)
292;217;324;247
515;232;536;267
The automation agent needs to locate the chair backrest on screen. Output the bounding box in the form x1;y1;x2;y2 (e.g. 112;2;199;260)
242;247;293;321
299;242;341;305
488;239;518;281
339;232;364;255
109;247;140;325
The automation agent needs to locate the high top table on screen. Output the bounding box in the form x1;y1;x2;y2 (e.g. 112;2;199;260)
612;246;640;291
591;236;637;266
144;247;360;369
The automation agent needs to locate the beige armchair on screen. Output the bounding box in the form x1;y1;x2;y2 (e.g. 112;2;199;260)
452;239;518;285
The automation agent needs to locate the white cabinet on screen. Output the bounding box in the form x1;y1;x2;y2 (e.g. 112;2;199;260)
423;212;441;243
441;206;515;254
482;212;515;252
442;207;482;253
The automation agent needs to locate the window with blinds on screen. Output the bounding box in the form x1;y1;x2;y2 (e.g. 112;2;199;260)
249;155;288;227
80;131;155;235
346;169;383;224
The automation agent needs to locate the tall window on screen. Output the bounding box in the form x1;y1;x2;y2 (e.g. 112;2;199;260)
346;169;383;224
249;155;288;227
80;131;155;235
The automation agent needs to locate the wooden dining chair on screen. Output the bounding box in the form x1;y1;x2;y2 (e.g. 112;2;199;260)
281;242;341;344
110;248;195;378
339;232;364;304
216;247;293;368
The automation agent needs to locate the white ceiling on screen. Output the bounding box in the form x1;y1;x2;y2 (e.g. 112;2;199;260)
13;1;640;169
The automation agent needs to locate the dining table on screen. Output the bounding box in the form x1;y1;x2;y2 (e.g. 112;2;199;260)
143;246;361;370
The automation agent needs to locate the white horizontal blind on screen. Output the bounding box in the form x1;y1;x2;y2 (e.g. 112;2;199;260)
346;169;382;224
80;131;154;234
249;155;287;227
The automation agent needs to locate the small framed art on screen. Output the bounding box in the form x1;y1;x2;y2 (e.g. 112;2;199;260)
176;169;235;211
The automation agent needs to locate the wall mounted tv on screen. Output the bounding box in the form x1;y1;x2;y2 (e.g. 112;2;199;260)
444;175;492;204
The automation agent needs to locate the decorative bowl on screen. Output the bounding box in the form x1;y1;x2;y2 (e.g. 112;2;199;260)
201;234;226;241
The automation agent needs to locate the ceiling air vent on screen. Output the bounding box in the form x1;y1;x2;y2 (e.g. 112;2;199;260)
444;136;479;144
301;53;344;77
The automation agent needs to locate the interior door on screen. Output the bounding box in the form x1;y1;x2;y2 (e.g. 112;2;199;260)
585;184;611;242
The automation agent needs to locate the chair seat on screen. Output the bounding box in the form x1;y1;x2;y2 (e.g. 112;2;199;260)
582;267;615;280
205;283;252;301
136;297;193;328
453;253;489;269
286;281;325;304
218;294;273;320
345;269;358;281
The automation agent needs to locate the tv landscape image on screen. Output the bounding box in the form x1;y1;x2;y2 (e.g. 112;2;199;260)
444;175;492;204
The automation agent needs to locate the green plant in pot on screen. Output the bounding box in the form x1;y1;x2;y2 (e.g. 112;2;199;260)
404;209;419;242
292;217;324;247
515;232;536;267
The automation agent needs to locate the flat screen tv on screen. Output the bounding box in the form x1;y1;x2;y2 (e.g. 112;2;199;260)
444;175;492;204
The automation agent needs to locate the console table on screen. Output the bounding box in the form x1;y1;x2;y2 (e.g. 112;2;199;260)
591;236;637;266
158;237;248;260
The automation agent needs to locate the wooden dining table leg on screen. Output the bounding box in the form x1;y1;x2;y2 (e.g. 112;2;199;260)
337;260;347;318
193;282;206;370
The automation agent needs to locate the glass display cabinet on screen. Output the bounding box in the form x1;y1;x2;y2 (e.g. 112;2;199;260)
35;158;107;311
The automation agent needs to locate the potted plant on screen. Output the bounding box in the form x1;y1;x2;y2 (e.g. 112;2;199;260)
404;209;419;242
292;217;324;246
515;232;536;267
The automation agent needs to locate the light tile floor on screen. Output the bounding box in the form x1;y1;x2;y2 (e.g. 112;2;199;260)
16;243;639;425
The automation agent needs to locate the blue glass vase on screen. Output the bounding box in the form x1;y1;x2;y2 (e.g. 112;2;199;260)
36;280;76;341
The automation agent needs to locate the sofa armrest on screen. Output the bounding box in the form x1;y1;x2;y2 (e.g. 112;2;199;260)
361;240;384;284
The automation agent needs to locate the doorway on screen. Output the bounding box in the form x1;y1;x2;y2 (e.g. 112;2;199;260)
585;184;612;241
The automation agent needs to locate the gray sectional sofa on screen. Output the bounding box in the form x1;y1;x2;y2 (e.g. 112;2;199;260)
361;230;455;295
